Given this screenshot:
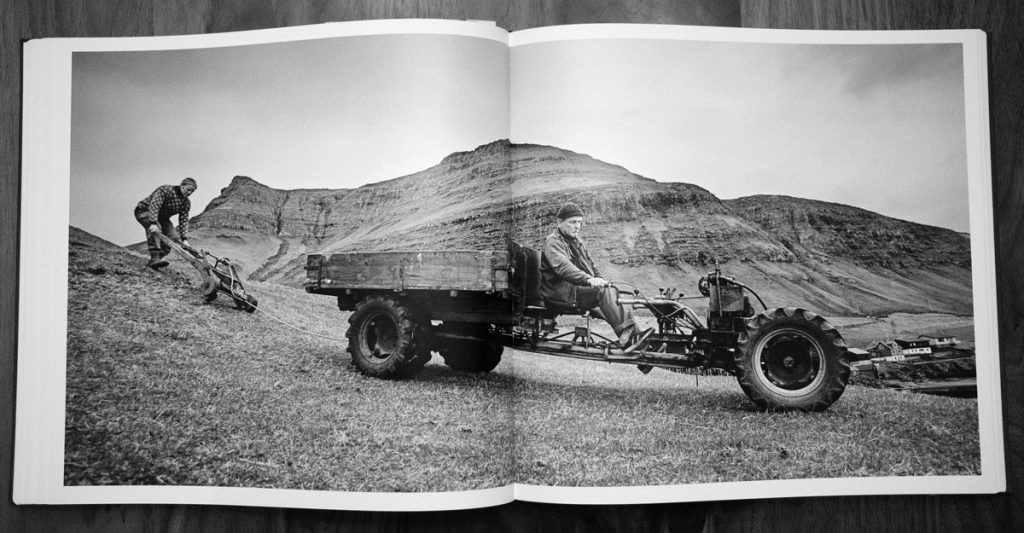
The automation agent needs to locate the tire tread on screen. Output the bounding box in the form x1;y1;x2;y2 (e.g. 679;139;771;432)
735;307;851;411
346;296;426;379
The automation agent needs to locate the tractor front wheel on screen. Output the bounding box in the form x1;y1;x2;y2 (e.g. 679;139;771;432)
735;307;850;411
346;296;426;379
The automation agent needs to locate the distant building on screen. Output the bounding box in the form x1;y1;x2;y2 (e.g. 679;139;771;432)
867;341;893;359
893;339;932;357
918;335;960;348
847;347;871;361
866;339;932;362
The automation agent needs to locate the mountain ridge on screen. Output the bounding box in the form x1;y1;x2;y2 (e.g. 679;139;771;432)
175;140;970;316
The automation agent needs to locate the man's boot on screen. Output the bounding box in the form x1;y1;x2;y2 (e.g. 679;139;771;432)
624;327;655;354
617;327;635;349
147;253;169;270
615;326;654;356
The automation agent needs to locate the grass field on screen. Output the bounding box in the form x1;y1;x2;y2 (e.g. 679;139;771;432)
64;228;981;491
511;351;979;486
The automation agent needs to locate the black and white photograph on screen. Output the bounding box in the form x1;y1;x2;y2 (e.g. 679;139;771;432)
506;27;997;502
14;20;1002;511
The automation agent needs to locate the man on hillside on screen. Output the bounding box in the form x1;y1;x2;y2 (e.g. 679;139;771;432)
540;202;654;355
134;177;197;270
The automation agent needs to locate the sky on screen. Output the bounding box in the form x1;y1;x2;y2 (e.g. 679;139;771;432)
512;38;969;233
70;32;510;245
70;29;971;246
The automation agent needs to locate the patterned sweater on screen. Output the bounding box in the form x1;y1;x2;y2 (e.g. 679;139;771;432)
137;185;191;239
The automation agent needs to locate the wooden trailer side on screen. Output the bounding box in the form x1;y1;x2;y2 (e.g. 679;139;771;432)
306;250;510;293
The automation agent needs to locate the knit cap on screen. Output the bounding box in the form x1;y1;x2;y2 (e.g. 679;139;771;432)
556;203;584;220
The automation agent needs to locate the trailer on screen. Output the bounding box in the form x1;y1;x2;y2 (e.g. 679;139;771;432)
304;243;851;411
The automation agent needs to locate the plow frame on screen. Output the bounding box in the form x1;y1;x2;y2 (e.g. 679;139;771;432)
152;232;258;312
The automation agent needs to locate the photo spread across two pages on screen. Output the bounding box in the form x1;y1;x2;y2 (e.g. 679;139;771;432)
15;20;1002;510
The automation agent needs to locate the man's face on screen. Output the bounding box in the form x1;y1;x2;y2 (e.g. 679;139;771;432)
557;216;584;238
181;184;196;197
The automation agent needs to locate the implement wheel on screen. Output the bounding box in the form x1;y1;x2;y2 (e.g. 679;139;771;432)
735;307;850;412
201;275;220;302
346;296;426;379
233;294;257;313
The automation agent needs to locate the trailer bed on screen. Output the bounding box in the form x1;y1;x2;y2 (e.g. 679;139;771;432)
305;250;511;294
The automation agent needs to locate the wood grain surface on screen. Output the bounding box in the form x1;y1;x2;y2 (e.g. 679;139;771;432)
2;1;1019;531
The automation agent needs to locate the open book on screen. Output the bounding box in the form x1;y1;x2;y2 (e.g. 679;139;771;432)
15;19;1003;511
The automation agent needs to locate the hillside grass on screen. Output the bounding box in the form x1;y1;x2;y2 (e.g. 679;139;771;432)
67;231;514;490
65;229;981;491
511;353;979;486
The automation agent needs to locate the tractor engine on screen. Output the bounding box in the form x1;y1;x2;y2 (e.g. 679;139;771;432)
700;271;755;332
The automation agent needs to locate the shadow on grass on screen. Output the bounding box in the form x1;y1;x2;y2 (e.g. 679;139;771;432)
396;356;755;416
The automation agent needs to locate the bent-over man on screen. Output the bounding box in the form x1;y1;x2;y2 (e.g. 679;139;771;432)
134;177;197;270
540;202;653;354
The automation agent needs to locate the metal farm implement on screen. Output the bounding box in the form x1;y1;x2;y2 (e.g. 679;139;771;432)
153;233;258;312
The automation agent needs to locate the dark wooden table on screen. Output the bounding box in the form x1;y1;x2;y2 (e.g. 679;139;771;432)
2;1;1020;531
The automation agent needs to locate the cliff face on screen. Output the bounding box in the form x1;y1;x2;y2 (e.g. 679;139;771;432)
187;140;973;316
723;195;971;269
192;175;340;243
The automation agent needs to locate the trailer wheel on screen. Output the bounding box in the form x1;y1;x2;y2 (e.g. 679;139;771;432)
441;340;503;373
735;307;850;412
438;323;503;373
346;296;426;379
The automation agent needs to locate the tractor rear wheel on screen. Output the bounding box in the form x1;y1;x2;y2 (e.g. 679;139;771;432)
735;307;850;411
346;296;426;379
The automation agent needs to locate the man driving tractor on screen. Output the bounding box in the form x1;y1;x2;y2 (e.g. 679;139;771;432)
540;202;654;354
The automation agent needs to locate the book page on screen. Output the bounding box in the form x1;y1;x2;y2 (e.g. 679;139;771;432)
15;19;516;511
509;24;1002;504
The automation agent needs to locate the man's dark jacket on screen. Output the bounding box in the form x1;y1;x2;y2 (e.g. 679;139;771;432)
540;229;600;307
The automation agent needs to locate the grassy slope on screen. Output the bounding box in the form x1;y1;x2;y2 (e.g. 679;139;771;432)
66;227;980;491
512;352;979;486
66;228;514;490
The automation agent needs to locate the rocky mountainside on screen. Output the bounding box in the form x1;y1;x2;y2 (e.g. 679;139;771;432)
184;140;973;316
723;195;970;270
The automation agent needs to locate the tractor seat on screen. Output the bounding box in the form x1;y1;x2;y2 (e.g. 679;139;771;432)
523;305;559;319
523;303;584;319
516;242;586;318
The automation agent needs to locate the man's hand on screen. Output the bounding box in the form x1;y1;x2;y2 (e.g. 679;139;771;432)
147;224;160;234
587;277;609;287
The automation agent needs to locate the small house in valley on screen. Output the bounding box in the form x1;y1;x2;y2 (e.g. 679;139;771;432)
893;339;933;358
918;335;961;348
866;339;933;362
